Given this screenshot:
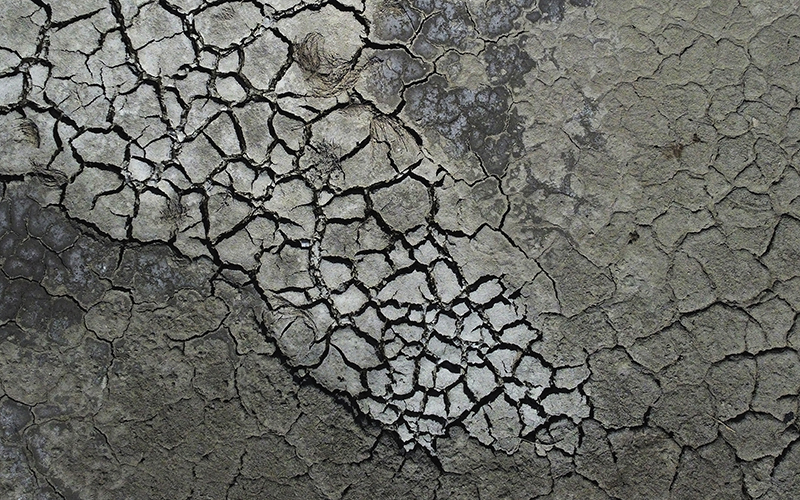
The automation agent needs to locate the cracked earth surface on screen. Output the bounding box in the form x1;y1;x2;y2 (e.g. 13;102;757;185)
2;0;800;498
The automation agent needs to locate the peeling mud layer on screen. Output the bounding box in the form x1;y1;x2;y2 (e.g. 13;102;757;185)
2;0;800;498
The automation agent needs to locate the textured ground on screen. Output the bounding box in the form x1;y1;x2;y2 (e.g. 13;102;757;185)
2;0;800;498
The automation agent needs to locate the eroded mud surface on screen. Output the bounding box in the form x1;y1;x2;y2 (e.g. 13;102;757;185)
2;0;800;498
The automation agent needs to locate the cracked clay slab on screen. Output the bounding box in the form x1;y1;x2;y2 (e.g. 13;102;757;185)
3;0;800;499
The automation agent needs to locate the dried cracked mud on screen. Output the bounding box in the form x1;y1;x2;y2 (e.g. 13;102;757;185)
2;0;800;498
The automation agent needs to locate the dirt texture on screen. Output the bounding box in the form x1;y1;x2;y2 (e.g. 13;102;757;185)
2;0;800;498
